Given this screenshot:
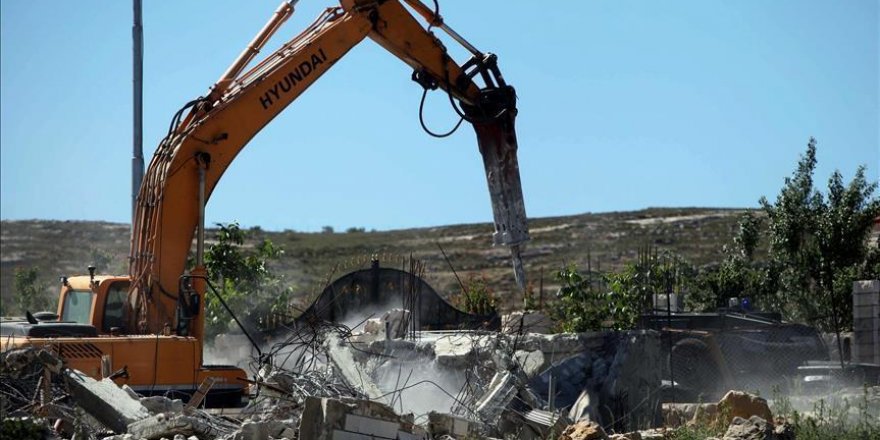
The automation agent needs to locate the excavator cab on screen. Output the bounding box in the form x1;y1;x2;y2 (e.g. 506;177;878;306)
55;274;130;333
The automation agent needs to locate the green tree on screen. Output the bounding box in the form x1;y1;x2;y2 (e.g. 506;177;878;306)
760;138;880;331
14;267;49;314
203;222;291;339
553;264;606;332
734;211;761;261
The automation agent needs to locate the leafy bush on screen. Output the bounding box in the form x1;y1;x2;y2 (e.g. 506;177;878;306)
457;273;497;316
552;263;644;332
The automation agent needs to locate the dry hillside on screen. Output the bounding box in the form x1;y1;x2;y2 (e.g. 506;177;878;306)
0;207;752;314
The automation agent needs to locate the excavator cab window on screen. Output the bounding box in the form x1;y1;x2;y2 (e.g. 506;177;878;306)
61;290;94;324
102;282;129;332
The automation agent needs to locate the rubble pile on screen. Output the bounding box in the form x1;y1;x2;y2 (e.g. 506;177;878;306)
3;308;839;439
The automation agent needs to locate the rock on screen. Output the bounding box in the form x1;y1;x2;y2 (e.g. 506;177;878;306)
772;419;795;440
609;432;641;440
636;428;666;440
663;403;714;427
688;403;719;426
716;391;772;428
722;416;773;440
558;421;609;440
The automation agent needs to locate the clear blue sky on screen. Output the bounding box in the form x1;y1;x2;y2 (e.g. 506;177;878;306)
2;1;877;232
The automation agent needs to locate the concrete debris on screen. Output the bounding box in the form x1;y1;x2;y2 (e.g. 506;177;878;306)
127;410;237;440
522;408;572;438
474;371;517;424
64;370;151;433
426;411;476;438
325;333;389;404
432;334;480;368
298;396;422;440
140;396;185;415
514;349;545;378
10;304;834;440
568;388;599;423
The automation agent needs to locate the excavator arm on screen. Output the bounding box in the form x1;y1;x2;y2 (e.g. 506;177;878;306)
130;0;529;337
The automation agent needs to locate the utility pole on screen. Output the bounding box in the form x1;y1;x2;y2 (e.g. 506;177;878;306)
132;0;144;232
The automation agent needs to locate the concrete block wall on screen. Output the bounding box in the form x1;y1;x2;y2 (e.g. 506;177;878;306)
852;280;880;365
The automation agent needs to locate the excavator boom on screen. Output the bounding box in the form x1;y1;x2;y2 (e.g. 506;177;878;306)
130;0;530;337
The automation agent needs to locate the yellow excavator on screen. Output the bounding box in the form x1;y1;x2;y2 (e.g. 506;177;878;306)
1;0;529;407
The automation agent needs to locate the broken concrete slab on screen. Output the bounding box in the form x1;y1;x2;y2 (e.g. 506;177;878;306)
126;410;237;440
569;388;599;423
298;396;422;440
433;334;478;368
514;349;545;377
426;411;476;438
140;395;185;415
522;408;572;438
224;419;292;440
325;334;389;404
64;369;151;433
474;371;517;424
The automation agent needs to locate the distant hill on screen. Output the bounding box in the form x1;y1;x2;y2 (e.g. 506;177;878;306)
0;207;751;314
